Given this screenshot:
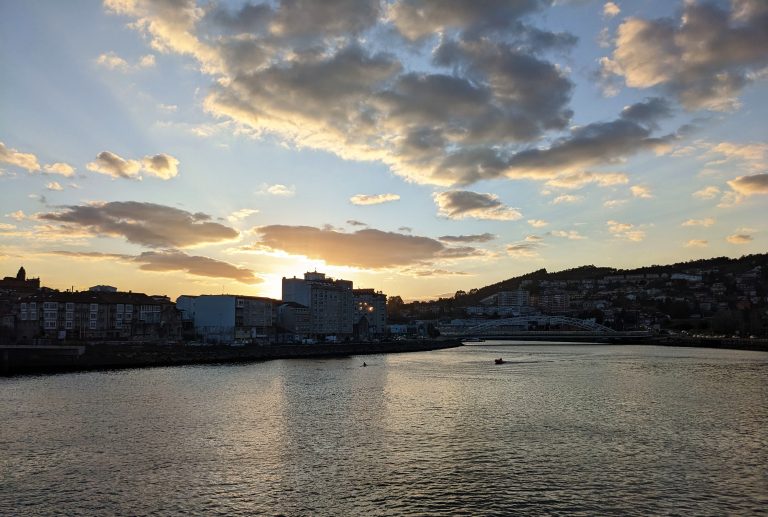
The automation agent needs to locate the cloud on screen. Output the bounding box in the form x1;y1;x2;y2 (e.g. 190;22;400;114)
717;191;743;208
109;0;694;190
603;199;627;208
434;191;521;220
401;268;468;277
134;250;259;283
550;230;586;240
388;0;545;41
726;234;753;244
46;182;63;191
619;97;672;129
138;54;156;67
630;185;653;198
142;153;179;179
503;117;673;181
607;220;646;241
603;2;620;19
347;220;368;227
49;250;260;283
38;201;239;248
264;184;295;197
95;51;130;71
6;210;26;221
552;194;582;204
527;219;549;228
438;233;496;243
398;226;412;232
43;162;76;177
727;173;768;196
87;151;179;180
682;218;715;227
0;141;40;171
601;1;768;110
96;51;156;72
86;151;141;179
685;239;708;248
692;186;721;200
545;171;628;189
506;242;540;258
350;193;400;205
705;142;767;173
227;208;259;222
254;225;467;268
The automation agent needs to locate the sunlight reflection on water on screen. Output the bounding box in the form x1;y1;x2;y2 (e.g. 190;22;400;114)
1;344;766;515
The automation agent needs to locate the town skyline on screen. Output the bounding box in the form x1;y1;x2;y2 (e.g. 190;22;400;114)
2;1;767;302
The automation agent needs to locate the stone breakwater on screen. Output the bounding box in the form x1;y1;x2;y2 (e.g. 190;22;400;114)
1;340;463;376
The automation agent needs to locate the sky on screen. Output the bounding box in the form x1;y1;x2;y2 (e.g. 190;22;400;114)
1;0;766;302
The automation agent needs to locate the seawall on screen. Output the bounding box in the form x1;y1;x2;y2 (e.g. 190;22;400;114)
1;339;462;377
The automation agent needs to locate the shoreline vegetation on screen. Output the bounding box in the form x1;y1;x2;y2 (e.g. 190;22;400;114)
2;336;766;377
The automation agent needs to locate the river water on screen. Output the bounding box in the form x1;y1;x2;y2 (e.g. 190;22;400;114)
1;343;766;515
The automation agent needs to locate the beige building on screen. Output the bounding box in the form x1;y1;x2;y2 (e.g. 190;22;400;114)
282;272;354;338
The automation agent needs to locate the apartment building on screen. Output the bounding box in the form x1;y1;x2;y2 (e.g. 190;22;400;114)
13;290;180;342
353;288;387;337
282;272;354;338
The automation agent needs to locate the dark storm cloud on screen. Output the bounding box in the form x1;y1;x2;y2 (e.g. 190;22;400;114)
38;201;239;248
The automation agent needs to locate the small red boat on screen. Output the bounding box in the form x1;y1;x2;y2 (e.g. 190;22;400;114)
494;358;505;365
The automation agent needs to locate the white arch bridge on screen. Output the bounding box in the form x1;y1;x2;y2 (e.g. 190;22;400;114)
440;316;617;337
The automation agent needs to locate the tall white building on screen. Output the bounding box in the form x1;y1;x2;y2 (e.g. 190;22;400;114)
282;272;354;338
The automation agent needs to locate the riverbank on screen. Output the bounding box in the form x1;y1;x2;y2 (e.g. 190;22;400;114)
0;339;462;377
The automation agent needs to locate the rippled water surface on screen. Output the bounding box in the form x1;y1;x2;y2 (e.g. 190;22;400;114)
2;343;767;515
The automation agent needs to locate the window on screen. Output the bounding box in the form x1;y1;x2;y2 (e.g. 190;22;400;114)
125;304;133;312
65;321;73;330
90;303;98;312
20;303;27;311
45;320;57;329
90;312;97;320
65;312;73;321
89;321;97;329
116;304;124;313
116;313;123;320
44;310;57;320
65;302;74;311
44;302;58;310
